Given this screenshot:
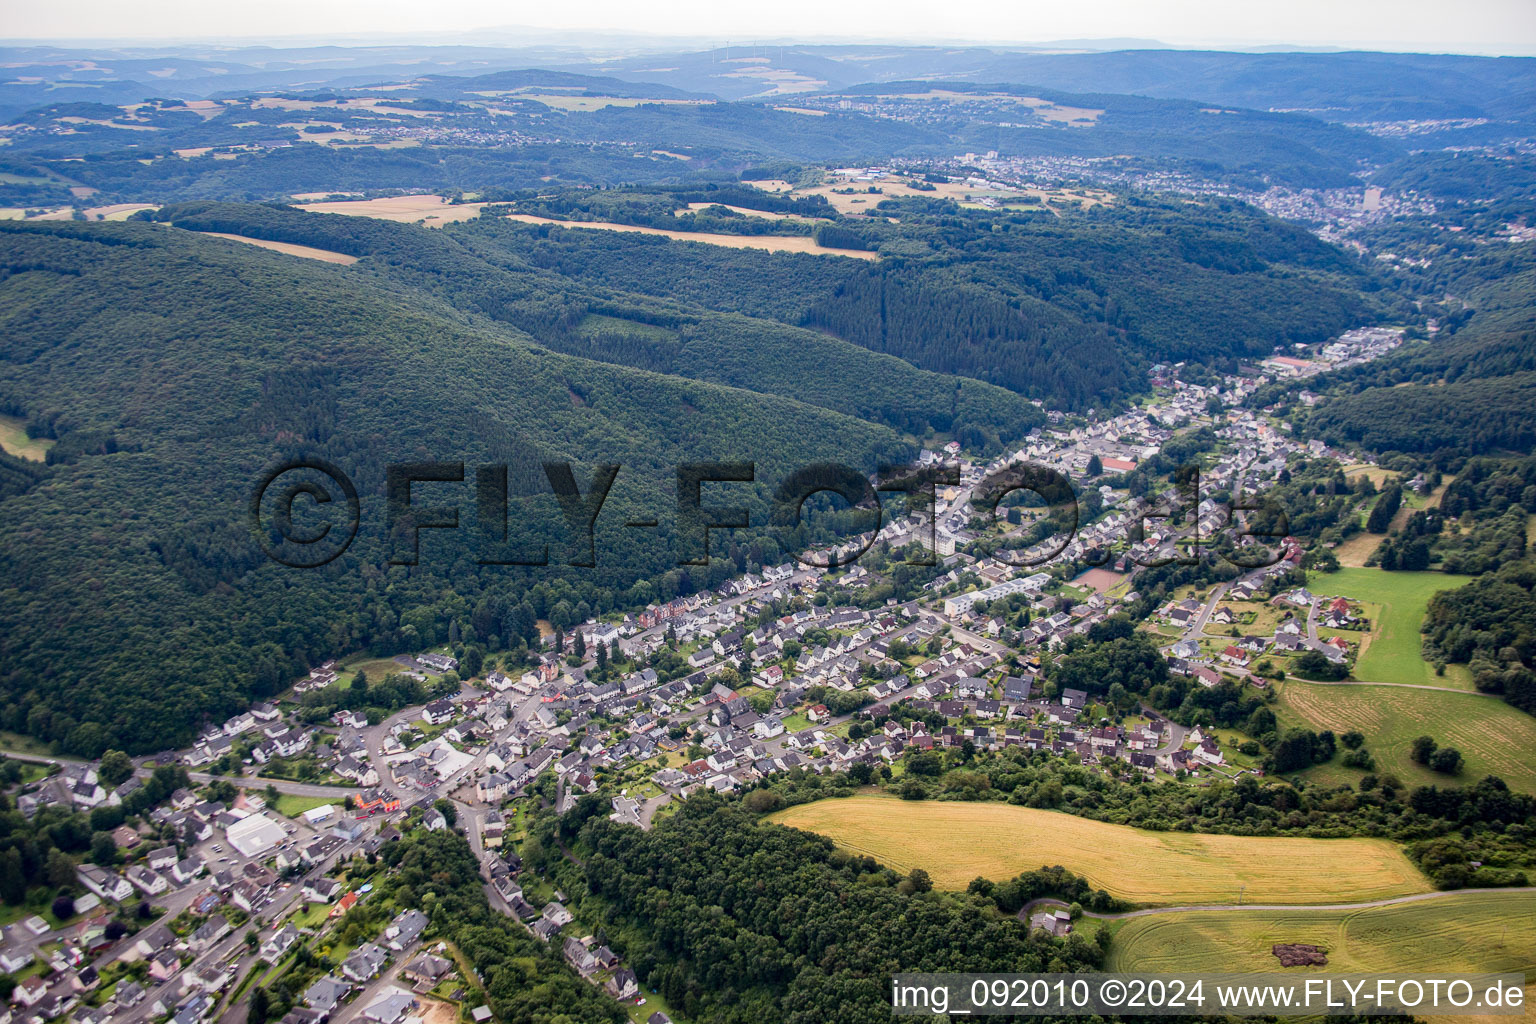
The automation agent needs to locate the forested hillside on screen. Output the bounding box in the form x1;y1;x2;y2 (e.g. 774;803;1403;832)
800;197;1381;409
0;218;961;755
150;201;1041;445
548;796;1103;1023
1302;212;1536;459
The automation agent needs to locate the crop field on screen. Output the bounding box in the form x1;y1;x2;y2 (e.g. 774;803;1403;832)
1276;681;1536;793
296;194;487;227
1316;567;1470;684
1106;889;1536;973
768;797;1429;904
499;214;879;258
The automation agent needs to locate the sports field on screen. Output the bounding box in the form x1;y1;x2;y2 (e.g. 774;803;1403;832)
769;797;1429;904
1317;567;1470;685
1276;681;1536;793
1106;888;1536;972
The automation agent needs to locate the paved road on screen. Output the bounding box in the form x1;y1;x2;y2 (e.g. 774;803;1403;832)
1019;886;1534;923
1181;582;1230;643
1139;709;1189;757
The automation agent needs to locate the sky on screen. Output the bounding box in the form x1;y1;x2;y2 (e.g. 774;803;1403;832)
5;0;1536;55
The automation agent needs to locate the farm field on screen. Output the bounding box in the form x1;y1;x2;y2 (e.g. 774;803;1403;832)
1276;680;1536;793
1106;888;1536;973
778;173;1110;216
498;213;879;258
0;415;52;461
296;194;488;227
768;796;1429;904
193;232;359;264
1313;567;1470;685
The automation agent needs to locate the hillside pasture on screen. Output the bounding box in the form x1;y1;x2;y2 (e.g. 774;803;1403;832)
769;796;1428;905
1316;567;1470;685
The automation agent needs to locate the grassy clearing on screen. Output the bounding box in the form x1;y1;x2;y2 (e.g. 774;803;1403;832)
273;794;335;818
0;731;54;757
1332;530;1383;568
1315;567;1470;684
0;415;53;462
1275;680;1536;793
343;657;413;684
769;796;1428;905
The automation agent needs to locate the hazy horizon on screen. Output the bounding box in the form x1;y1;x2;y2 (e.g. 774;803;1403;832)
4;0;1535;58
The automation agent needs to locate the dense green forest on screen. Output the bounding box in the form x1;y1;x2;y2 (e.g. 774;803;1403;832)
1375;457;1535;574
0;218;957;754
149;201;1039;445
374;830;627;1024
1424;562;1536;716
1300;213;1536;459
543;796;1104;1023
799;196;1383;409
147;196;1381;417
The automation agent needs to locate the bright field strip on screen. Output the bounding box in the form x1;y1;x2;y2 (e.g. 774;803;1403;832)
498;214;878;258
769;796;1429;905
194;232;358;264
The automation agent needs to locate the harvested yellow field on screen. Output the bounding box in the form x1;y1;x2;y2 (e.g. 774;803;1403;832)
678;202;805;221
1332;530;1383;567
770;796;1430;905
83;203;157;221
499;214;878;258
194;232;358;265
296;195;486;227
